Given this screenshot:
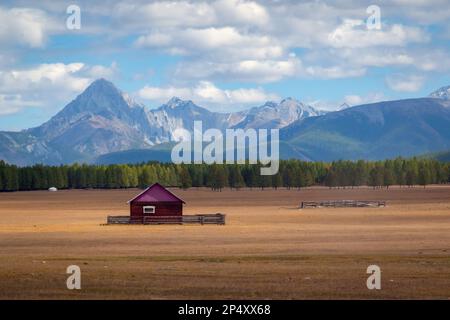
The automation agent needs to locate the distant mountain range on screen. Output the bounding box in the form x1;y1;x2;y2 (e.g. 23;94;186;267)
281;97;450;161
0;79;320;165
420;150;450;162
1;78;450;165
434;151;450;162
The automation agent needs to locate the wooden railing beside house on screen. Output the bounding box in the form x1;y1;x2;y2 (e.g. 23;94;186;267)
106;213;226;225
182;213;226;225
300;200;386;209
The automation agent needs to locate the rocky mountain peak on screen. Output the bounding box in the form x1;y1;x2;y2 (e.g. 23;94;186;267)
165;96;185;108
429;85;450;100
164;97;201;111
56;78;138;120
280;97;297;104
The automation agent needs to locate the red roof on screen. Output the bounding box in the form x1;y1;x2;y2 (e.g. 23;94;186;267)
127;183;185;204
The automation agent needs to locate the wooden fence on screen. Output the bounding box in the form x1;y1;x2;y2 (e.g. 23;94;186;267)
107;216;130;224
106;213;225;225
300;200;386;209
182;213;226;225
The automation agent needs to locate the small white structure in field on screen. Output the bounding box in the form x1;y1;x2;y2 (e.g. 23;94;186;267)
48;187;58;192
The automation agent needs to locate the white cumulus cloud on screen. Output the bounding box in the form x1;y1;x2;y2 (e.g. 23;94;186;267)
327;19;429;48
138;81;280;110
0;62;119;115
0;6;59;48
386;74;425;92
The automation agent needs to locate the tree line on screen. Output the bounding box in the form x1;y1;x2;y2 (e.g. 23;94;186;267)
0;158;449;192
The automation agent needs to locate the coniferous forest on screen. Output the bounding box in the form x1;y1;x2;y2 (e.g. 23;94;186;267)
0;158;449;192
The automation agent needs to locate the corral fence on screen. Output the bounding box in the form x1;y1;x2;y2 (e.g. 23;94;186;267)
300;200;386;209
106;213;225;225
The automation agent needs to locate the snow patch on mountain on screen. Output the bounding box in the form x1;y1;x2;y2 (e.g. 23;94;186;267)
429;85;450;100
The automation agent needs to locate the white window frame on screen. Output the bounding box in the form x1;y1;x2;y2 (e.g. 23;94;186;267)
143;206;156;215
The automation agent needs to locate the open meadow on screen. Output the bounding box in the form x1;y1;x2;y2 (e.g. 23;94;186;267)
0;186;450;299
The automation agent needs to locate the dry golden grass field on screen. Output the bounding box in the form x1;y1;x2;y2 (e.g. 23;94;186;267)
0;186;450;299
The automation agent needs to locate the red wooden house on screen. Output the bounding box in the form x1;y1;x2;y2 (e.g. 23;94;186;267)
127;183;185;224
106;183;225;225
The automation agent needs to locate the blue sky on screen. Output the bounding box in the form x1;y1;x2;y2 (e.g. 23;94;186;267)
0;0;449;130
